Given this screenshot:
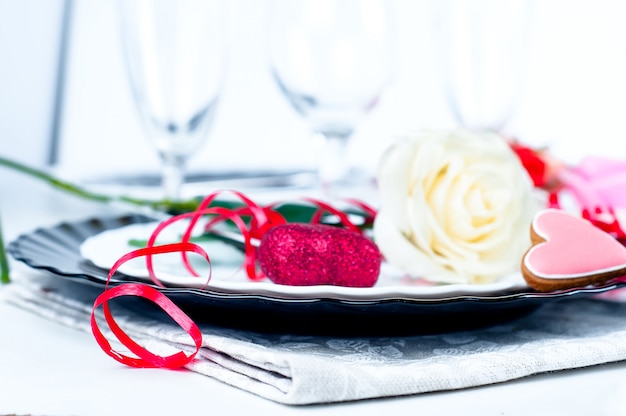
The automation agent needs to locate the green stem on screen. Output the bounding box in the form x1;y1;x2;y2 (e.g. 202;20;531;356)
0;211;9;284
0;156;201;214
0;156;373;225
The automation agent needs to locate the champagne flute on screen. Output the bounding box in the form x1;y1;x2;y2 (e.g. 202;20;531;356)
432;0;533;133
118;0;227;200
268;0;393;193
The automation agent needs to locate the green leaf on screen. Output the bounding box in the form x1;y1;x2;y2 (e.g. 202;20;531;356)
128;232;244;250
0;211;10;284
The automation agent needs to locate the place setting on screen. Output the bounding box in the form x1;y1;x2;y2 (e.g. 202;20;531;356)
4;0;626;408
7;185;626;404
8;114;626;404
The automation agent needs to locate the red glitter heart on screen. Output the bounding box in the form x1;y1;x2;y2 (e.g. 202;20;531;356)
257;223;381;287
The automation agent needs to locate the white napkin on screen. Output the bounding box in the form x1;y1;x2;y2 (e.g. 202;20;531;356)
4;272;626;405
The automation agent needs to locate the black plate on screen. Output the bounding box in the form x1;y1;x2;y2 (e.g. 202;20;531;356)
8;214;626;335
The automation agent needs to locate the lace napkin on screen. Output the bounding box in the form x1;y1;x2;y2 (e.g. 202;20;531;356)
4;272;626;405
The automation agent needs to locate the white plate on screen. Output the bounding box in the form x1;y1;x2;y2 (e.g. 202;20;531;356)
80;221;530;300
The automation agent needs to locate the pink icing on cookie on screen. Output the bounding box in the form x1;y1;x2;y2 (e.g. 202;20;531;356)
524;209;626;279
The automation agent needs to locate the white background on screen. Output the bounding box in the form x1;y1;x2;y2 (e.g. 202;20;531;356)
2;0;626;180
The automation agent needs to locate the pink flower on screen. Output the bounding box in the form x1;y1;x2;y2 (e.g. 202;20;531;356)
558;156;626;240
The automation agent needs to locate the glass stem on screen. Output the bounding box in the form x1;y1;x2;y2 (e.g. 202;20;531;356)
161;155;186;201
318;133;350;191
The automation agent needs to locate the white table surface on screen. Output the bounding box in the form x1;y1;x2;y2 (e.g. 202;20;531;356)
2;166;626;416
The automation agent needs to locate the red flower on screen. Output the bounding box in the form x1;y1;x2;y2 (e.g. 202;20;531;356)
509;141;547;188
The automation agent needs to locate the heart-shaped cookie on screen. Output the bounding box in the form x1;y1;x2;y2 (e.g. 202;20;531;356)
521;208;626;291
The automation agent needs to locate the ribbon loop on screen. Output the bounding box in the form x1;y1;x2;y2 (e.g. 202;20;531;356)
91;283;202;369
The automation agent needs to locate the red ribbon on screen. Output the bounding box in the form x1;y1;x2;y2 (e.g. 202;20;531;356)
91;242;208;368
90;190;376;369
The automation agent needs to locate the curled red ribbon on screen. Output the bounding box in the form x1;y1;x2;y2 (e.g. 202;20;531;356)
91;242;208;368
90;190;377;369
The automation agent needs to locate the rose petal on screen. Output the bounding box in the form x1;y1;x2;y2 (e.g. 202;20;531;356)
373;210;468;284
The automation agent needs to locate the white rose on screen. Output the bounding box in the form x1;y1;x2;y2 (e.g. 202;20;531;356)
373;129;538;284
